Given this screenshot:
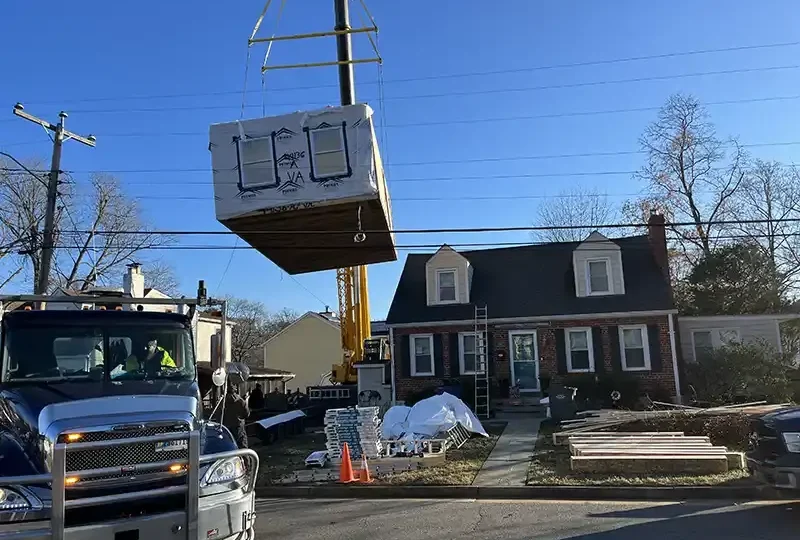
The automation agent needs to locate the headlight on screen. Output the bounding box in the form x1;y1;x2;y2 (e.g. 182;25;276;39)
0;488;31;511
201;457;245;486
782;432;800;453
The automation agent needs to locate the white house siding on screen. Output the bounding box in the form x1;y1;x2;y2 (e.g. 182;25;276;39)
678;315;795;363
425;246;471;305
572;232;625;297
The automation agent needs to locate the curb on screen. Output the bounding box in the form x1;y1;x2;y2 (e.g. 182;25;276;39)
256;484;787;501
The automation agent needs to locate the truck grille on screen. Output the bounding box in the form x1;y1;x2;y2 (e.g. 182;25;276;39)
58;423;191;475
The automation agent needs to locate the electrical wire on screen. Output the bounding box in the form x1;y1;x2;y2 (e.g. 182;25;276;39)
62;64;800;115
52;217;800;237
20;39;800;106
4;140;799;176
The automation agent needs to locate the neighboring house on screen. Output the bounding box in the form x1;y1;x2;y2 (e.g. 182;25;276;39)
678;314;800;364
260;310;390;392
262;311;341;392
385;214;682;403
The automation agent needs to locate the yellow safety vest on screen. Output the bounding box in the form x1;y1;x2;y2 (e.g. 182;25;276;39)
125;347;176;371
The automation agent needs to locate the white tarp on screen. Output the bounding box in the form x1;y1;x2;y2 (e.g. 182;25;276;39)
381;393;488;441
209;103;382;221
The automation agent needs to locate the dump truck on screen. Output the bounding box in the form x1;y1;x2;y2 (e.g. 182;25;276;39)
747;407;800;490
0;287;258;539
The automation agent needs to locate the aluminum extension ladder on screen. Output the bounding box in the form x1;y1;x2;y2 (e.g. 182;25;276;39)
474;305;490;419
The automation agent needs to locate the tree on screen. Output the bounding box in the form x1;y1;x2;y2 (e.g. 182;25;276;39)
0;162;175;292
226;298;298;365
145;259;181;297
534;186;617;242
732;160;800;296
678;242;789;315
628;93;747;263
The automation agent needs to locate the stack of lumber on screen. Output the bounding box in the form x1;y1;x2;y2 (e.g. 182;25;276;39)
324;406;383;460
564;432;745;475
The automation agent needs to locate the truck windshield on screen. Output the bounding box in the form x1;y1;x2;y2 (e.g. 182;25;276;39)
3;324;195;382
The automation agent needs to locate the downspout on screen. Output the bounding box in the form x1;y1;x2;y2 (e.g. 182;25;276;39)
668;313;682;404
389;326;396;405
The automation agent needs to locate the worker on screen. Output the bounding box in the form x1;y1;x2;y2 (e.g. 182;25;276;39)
248;383;265;410
216;382;250;448
124;337;177;373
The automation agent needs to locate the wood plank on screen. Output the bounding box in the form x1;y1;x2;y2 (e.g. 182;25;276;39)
570;455;729;475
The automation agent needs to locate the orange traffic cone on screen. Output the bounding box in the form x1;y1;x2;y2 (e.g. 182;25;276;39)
359;455;373;483
339;443;356;483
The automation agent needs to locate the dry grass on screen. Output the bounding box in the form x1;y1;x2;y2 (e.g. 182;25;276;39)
378;422;506;485
254;429;328;486
527;423;752;487
254;423;506;486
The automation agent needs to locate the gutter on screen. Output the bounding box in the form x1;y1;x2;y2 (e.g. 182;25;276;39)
668;313;682;403
386;309;679;329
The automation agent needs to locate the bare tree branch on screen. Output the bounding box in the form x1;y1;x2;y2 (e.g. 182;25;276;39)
534;186;618;242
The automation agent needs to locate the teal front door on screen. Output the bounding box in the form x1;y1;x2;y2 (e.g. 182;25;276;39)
509;330;540;392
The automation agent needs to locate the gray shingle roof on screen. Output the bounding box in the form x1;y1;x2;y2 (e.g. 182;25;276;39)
386;235;674;325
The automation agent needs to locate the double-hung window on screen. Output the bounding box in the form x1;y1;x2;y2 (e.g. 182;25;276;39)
566;328;594;372
436;269;457;303
309;125;349;179
586;259;611;295
459;332;485;375
237;136;277;190
410;334;434;376
692;329;740;362
619;325;650;371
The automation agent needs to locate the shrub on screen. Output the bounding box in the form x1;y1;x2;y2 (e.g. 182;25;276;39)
685;340;795;405
562;373;601;409
597;373;641;409
405;386;438;406
615;412;752;450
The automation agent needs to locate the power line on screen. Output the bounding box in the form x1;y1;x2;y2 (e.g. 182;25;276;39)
53;217;800;237
21;39;800;106
62;64;800;115
40;232;800;253
5;141;799;177
82;94;800;138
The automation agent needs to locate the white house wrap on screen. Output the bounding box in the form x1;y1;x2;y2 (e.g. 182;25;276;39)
209;104;395;274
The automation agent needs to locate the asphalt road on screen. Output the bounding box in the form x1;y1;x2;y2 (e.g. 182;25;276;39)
254;498;800;540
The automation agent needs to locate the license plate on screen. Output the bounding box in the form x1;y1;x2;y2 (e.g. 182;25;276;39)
154;440;188;452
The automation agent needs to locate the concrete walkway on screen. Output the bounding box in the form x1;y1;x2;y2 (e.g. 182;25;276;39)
473;415;542;486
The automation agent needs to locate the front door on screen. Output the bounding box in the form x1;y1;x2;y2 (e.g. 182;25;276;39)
509;330;540;393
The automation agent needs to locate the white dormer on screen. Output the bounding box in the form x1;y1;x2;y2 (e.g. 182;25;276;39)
425;245;471;306
572;231;625;297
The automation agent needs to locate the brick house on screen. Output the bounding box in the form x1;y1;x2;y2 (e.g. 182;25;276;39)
385;214;681;405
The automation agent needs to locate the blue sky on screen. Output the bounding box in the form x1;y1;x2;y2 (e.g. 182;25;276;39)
1;0;799;319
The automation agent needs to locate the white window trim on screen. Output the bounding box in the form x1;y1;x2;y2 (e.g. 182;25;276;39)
586;258;613;296
309;125;348;179
618;324;651;371
435;268;459;304
410;334;435;377
691;328;741;362
565;327;595;373
238;136;276;189
458;332;483;375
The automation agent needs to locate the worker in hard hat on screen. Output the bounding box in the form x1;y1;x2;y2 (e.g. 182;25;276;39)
124;337;177;373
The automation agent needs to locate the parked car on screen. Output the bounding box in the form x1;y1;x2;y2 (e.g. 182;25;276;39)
747;408;800;489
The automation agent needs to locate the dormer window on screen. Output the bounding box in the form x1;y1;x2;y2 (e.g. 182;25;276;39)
436;269;457;303
586;259;611;295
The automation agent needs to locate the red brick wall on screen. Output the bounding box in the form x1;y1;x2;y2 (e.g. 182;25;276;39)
391;315;677;401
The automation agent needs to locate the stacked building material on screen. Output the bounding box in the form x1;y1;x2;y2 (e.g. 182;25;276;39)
324;406;383;460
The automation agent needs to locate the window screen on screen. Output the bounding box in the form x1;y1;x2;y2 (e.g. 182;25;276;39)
310;126;348;178
238;136;275;189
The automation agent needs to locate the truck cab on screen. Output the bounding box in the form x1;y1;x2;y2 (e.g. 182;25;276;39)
0;297;258;539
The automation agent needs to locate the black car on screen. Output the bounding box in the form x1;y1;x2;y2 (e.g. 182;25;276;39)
747;407;800;489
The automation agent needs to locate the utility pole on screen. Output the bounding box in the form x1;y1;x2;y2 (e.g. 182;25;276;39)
334;0;356;106
13;103;96;297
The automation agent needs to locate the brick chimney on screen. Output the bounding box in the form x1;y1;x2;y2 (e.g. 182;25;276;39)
647;212;669;281
123;262;145;298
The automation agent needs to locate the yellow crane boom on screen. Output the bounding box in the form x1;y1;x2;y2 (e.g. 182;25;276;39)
331;264;370;383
